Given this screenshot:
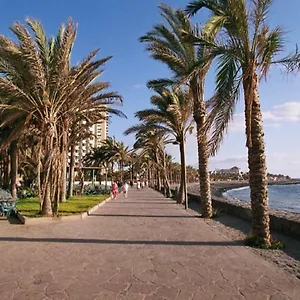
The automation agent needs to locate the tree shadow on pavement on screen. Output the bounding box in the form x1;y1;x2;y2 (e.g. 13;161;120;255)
0;236;240;246
189;200;300;263
89;214;198;218
109;202;176;204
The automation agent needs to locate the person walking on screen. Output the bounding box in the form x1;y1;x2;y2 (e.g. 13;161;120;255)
111;181;118;199
137;181;141;190
141;181;145;189
122;182;129;198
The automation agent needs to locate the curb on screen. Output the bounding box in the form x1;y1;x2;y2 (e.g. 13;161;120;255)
17;196;111;225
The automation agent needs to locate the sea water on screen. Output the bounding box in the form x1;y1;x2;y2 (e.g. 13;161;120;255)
224;184;300;213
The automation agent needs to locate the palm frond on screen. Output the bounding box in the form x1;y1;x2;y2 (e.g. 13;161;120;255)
206;51;242;156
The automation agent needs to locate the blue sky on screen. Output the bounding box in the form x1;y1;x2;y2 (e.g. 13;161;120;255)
1;0;300;177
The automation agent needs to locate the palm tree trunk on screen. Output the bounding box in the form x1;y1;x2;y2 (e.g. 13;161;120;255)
105;168;108;189
179;139;188;209
148;166;151;187
111;162;114;182
9;141;18;198
67;145;75;199
3;151;10;190
244;73;271;247
41;123;56;216
192;80;212;218
37;143;42;206
121;163;124;182
52;147;61;216
197;129;212;217
157;170;161;191
59;130;68;202
79;167;84;195
162;153;171;197
131;161;134;181
165;177;171;197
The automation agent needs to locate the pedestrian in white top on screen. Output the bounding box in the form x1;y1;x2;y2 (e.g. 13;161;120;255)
122;182;129;198
137;181;141;190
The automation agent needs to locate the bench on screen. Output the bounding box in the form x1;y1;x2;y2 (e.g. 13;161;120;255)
0;199;17;217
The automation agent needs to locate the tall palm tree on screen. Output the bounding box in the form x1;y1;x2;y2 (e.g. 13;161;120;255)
186;0;300;246
128;87;193;208
0;19;122;216
140;4;215;217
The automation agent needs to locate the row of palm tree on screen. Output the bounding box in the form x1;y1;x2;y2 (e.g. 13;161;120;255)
125;87;193;208
83;134;199;193
84;136;132;185
0;19;124;216
130;0;300;247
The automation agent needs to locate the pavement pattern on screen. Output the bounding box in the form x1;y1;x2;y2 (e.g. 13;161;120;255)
0;188;300;300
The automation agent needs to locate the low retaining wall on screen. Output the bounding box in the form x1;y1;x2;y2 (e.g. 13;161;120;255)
17;196;111;225
187;191;300;240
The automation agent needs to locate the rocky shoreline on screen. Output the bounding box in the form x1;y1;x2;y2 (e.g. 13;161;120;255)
188;179;300;197
188;180;300;219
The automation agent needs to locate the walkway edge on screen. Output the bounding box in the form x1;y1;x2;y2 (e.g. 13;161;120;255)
16;195;111;225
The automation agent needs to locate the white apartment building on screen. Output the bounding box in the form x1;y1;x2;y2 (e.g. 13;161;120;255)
74;119;108;166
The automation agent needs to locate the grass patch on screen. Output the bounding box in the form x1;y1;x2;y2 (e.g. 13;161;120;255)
245;233;285;250
17;194;109;217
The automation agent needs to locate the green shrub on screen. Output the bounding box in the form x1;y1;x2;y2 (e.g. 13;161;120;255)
245;233;285;249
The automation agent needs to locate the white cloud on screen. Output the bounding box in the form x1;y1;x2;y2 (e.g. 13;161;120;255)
133;84;146;89
210;155;248;172
230;113;244;132
229;101;300;132
264;123;281;129
209;153;293;174
263;102;300;122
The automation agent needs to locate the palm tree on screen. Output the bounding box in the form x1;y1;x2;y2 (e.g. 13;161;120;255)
67;107;124;199
126;124;172;196
113;141;132;181
0;107;30;197
140;4;215;217
0;19;122;216
186;0;300;246
84;146;108;186
129;87;193;208
100;137;119;181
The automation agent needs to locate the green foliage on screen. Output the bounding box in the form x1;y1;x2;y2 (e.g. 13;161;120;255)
17;194;108;217
211;208;222;219
18;187;37;198
245;233;285;250
185;0;300;154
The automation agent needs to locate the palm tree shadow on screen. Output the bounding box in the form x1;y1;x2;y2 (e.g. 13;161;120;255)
0;236;240;246
89;213;197;218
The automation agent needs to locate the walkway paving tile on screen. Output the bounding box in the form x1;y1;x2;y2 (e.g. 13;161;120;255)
0;188;300;299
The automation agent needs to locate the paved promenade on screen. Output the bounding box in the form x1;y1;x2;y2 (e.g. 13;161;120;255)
1;188;300;299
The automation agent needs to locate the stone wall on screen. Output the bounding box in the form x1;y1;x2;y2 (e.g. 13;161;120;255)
186;190;300;240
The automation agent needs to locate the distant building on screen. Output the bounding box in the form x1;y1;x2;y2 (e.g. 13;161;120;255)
74;118;108;166
212;166;243;176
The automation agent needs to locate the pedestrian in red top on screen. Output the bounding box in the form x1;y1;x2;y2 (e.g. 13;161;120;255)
111;181;118;199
